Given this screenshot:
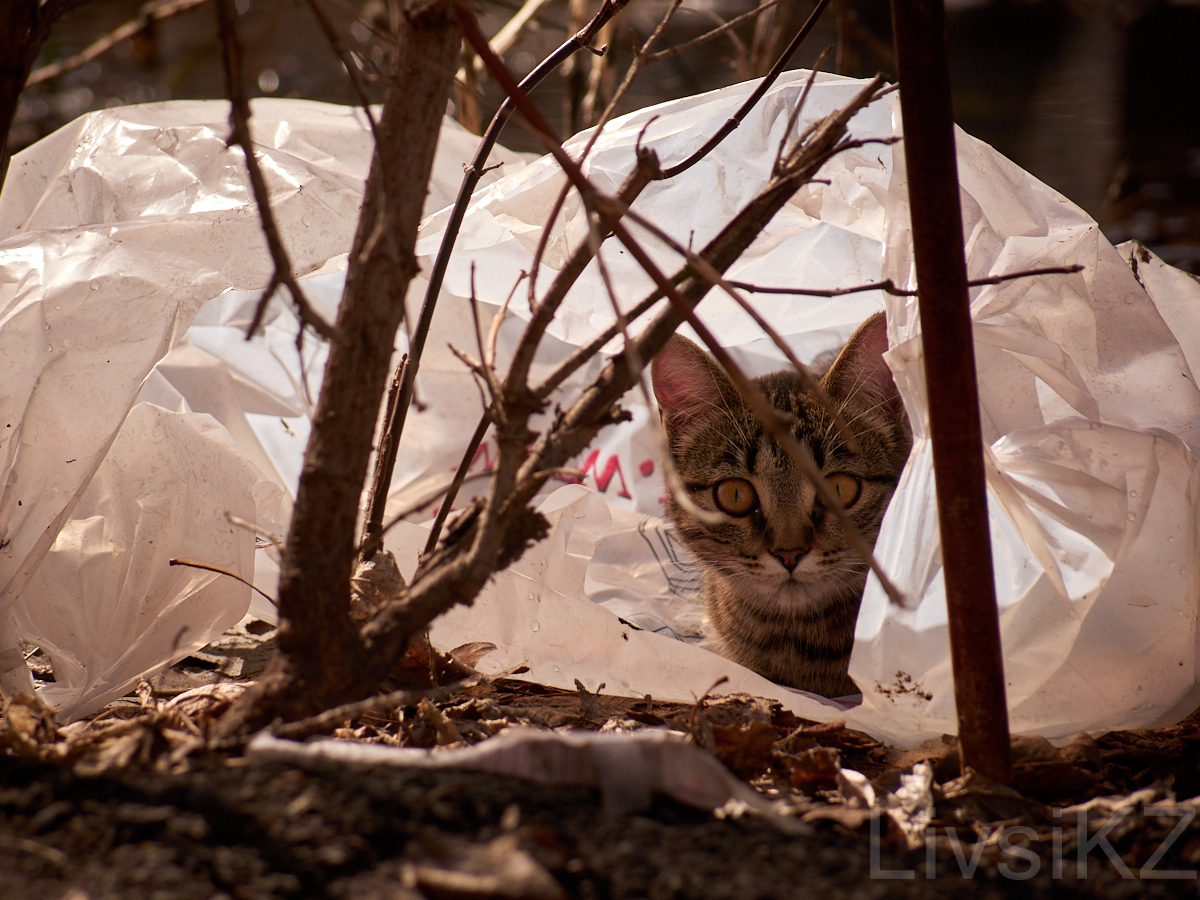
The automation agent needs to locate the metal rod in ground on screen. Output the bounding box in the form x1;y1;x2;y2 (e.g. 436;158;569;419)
888;0;1013;783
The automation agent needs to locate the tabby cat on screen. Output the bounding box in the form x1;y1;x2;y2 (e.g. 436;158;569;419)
650;313;912;697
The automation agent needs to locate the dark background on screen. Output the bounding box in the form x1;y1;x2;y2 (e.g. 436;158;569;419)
11;0;1200;272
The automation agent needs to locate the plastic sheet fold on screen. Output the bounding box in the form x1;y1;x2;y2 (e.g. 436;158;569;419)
3;78;1198;743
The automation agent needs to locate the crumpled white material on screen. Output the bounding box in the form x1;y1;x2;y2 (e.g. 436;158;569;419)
413;71;1200;744
848;113;1200;745
3;75;1198;744
0;98;529;718
12;404;267;721
247;725;807;827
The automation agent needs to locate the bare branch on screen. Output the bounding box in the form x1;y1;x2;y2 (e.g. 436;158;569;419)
532;287;666;400
376;469;494;538
660;0;832;179
457;0;557;82
609;192;865;456
304;0;381;142
219;0;462;733
729;264;1086;297
646;0;785;65
772;46;831;175
214;0;338;342
361;355;408;561
27;0;209;86
370;0;636;561
476;45;904;600
271;677;483;740
588;204;723;527
528;0;681;308
579;19;615;127
422;414;492;556
168;558;277;606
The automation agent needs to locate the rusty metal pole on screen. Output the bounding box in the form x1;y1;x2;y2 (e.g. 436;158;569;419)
889;0;1012;783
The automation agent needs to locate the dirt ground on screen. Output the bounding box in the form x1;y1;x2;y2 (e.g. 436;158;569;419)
5;643;1200;899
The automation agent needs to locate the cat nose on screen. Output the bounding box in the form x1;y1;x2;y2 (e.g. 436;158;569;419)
772;548;806;572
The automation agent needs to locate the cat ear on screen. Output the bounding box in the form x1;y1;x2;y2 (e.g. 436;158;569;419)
823;312;903;417
651;335;735;431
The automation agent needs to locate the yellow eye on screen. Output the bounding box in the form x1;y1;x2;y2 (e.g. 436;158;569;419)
825;473;861;508
714;478;757;516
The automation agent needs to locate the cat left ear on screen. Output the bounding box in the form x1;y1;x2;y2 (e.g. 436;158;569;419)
651;335;735;432
823;312;903;418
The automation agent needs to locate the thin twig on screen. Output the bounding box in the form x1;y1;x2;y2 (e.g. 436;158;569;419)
361;355;408;560
214;0;338;343
366;82;898;687
486;270;526;373
661;2;749;70
357;6;901;686
645;0;785;64
271;678;481;739
224;512;283;551
528;0;682;309
660;0;832;178
372;0;635;556
728;264;1085;297
750;0;790;77
169;558;277;605
304;0;381;142
26;0;209;86
532;288;666;400
772;46;832;176
463;0;558;81
510;158;661;407
588;205;722;525
600;165;876;455
580;19;615;127
465;265;506;408
422;414;493;556
377;468;495;542
523;0;830;391
320;0;396;45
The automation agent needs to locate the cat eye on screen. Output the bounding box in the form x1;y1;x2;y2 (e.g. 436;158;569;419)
825;473;861;508
714;478;757;516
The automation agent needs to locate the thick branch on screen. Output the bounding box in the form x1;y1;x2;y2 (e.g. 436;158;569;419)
221;0;460;732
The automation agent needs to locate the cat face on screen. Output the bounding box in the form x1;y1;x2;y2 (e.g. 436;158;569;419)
650;314;912;694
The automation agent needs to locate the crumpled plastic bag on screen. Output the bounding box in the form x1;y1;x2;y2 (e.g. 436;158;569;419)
0;98;529;718
848;107;1200;745
410;71;1200;744
12;403;268;721
247;725;807;827
4;75;1198;744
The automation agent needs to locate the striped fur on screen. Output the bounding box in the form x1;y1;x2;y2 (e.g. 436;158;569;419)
650;314;911;697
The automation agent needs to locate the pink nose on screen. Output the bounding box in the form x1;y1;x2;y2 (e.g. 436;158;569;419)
773;549;805;572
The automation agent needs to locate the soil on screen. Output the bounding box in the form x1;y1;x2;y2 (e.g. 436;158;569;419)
5;657;1200;899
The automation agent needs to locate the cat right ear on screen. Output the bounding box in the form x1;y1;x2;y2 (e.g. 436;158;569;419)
651;335;734;432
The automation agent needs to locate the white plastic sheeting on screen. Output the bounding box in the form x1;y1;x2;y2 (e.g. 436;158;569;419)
0;99;529;718
2;76;1198;743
